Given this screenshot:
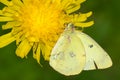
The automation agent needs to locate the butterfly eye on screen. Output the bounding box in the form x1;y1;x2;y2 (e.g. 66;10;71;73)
67;23;74;28
64;23;74;31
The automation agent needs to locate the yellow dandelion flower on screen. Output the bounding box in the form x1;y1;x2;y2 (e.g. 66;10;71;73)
0;0;94;63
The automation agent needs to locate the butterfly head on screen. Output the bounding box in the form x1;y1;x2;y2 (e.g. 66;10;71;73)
64;23;75;32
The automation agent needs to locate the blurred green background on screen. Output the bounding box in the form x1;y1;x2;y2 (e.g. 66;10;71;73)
0;0;119;80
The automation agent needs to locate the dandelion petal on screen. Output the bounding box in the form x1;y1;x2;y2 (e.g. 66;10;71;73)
0;17;14;22
33;43;41;63
16;39;32;58
0;33;15;48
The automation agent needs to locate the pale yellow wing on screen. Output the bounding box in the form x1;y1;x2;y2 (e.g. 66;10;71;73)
76;31;112;70
49;24;86;76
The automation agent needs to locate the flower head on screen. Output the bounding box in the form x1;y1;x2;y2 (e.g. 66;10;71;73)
0;0;94;63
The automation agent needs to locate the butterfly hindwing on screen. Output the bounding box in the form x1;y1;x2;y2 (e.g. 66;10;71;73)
76;31;112;70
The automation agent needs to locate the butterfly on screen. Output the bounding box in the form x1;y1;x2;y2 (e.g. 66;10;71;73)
49;23;112;76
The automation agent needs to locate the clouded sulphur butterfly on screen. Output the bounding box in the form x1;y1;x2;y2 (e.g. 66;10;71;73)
49;23;112;76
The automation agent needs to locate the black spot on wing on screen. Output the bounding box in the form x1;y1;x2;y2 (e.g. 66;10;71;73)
94;61;98;69
89;44;94;48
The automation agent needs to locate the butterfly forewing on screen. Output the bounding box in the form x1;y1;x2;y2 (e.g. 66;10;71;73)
50;30;86;76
